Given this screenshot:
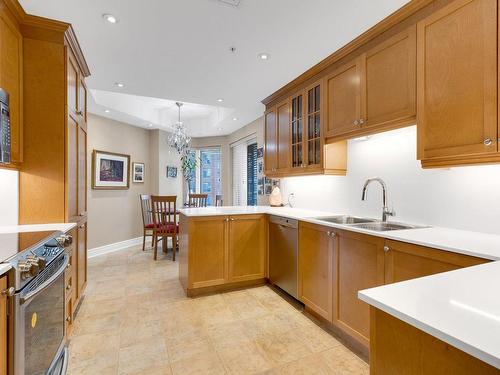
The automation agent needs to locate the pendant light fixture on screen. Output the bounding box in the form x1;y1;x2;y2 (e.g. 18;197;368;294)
168;102;191;155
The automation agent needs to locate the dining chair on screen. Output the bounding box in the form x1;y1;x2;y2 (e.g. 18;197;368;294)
215;194;223;207
151;195;178;261
188;193;208;207
139;194;155;251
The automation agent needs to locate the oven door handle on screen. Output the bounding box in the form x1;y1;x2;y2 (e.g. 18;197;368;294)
20;254;69;304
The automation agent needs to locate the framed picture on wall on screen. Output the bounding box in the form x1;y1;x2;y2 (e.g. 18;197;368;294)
133;162;145;183
92;150;130;190
166;166;178;178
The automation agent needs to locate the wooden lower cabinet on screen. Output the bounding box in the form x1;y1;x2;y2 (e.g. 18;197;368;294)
77;222;88;299
298;222;334;321
0;276;7;375
384;239;488;283
334;230;385;346
179;214;268;295
228;214;267;282
370;308;499;375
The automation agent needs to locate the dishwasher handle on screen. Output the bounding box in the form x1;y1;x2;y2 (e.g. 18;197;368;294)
269;215;298;229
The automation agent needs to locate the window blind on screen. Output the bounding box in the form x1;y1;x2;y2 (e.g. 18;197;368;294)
232;142;247;206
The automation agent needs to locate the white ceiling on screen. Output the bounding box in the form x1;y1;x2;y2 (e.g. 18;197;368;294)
20;0;409;136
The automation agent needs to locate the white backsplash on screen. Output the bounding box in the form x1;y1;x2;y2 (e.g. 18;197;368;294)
280;126;500;235
0;169;19;226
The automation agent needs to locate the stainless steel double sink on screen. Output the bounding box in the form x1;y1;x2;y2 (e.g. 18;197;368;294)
311;215;428;232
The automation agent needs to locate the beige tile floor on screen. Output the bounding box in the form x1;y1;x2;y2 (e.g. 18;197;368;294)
68;245;369;375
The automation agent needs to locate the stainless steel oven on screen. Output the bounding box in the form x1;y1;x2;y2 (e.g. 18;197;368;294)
13;253;69;375
3;231;73;375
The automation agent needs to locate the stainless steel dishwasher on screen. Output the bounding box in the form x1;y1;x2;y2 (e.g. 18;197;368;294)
269;215;298;299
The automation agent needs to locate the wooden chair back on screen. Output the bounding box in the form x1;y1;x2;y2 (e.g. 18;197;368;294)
151;195;177;232
139;194;153;226
215;194;223;207
188;193;208;207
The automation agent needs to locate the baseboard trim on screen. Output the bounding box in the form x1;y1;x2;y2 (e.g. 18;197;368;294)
88;236;143;258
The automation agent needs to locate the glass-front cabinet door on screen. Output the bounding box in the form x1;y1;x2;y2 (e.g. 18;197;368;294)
291;94;304;168
306;83;322;167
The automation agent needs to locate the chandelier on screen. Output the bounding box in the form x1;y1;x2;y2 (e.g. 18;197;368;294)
168;102;191;155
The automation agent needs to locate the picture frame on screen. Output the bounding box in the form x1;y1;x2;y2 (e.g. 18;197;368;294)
132;162;145;183
92;150;130;190
166;166;178;178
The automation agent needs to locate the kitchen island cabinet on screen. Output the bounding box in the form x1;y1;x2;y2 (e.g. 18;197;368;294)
179;213;267;296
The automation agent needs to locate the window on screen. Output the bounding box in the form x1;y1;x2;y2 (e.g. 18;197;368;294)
187;148;221;206
232;138;257;206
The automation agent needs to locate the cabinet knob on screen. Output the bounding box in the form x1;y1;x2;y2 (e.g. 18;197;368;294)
230;218;235;221
353;120;359;126
76;110;84;116
66;316;72;322
327;231;336;237
2;287;15;297
66;284;71;290
384;246;390;253
484;138;493;146
359;119;365;125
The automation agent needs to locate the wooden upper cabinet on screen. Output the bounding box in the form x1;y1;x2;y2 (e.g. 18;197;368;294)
78;76;87;128
228;214;267;282
305;83;322;168
298;222;334;321
384;240;488;284
364;26;416;130
67;115;78;223
67;54;78;117
290;92;305;169
77;126;87;218
334;230;385;347
0;7;23;164
276;100;290;172
264;109;278;174
417;0;498;166
325;58;363;138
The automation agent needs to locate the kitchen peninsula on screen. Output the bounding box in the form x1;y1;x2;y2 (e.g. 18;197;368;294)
179;206;500;371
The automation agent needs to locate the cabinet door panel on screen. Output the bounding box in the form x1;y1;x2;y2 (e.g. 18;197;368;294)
67;115;78;222
306;84;322;167
189;217;227;288
0;9;23;163
77;223;87;299
365;26;416;128
264;109;277;174
0;276;7;375
228;214;266;282
384;240;487;284
334;231;384;345
325;59;362;137
78;76;87;130
417;0;497;160
277;101;290;171
77;126;87;217
67;54;78;117
298;222;333;321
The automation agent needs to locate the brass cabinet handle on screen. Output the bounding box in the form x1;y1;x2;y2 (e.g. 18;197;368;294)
66;284;71;290
484;138;493;146
353;120;359;126
66;316;72;322
359;118;365;125
384;246;390;253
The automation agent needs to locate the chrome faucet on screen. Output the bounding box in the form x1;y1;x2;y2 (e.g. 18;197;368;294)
361;177;395;222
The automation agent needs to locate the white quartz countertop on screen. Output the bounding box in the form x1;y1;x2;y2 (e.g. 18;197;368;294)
0;222;76;234
359;261;500;369
180;206;500;260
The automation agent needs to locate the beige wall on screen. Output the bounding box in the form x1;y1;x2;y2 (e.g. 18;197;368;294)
87;114;152;249
190;116;264;205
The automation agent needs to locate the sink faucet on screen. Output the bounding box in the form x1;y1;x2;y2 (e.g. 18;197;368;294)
361;177;395;222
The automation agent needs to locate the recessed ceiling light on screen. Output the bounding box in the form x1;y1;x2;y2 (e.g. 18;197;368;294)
102;14;117;24
115;82;124;88
147;123;153;127
258;53;270;60
104;109;110;113
216;98;224;103
232;117;238;121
